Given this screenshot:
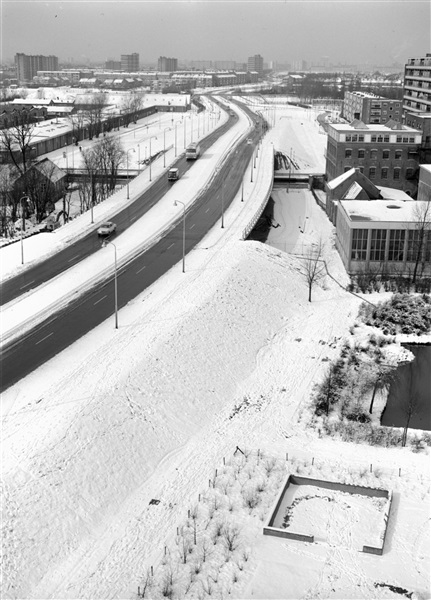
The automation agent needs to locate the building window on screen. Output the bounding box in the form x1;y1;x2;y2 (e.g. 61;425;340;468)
358;135;364;142
388;230;405;261
381;167;388;179
352;134;358;142
402;137;408;143
409;137;415;143
384;135;389;142
351;229;368;261
358;149;365;158
370;149;377;159
396;136;402;143
377;135;383;142
369;167;376;179
370;229;387;262
344;166;351;172
345;148;352;158
395;149;402;159
393;168;401;180
382;149;390;159
406;168;414;179
345;134;352;142
371;135;377;142
407;230;422;262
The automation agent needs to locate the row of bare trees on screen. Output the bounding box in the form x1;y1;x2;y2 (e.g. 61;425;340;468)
78;137;125;212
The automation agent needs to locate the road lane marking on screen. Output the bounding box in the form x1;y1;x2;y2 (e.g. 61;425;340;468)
20;280;35;290
136;265;146;274
35;332;53;345
68;254;80;263
94;295;107;305
205;208;210;213
167;243;174;249
189;223;195;229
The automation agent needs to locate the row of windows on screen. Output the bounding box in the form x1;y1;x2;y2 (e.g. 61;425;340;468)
344;134;417;143
345;148;408;159
351;230;431;262
344;166;415;180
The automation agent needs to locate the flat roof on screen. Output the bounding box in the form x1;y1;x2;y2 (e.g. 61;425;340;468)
340;199;427;223
329;122;420;133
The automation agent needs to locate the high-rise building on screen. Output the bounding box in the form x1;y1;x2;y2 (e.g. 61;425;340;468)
15;53;58;83
403;53;431;115
158;56;178;72
343;92;402;124
105;60;122;71
247;54;264;77
121;53;139;72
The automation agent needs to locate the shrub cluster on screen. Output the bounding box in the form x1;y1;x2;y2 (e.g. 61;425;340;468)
348;272;431;295
360;293;431;335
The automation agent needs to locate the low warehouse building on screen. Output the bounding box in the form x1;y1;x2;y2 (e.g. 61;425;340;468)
336;199;431;277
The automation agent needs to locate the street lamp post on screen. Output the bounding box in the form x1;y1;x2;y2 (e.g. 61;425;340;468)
19;195;29;264
163;127;171;168
174;200;186;273
216;167;225;228
149;135;157;182
126;148;135;199
102;240;118;329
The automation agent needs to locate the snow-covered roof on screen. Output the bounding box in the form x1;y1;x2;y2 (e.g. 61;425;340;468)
11;98;53;106
327;168;356;190
376;186;413;201
46;106;74;114
340;199;426;223
343;181;363;199
330;122;420;133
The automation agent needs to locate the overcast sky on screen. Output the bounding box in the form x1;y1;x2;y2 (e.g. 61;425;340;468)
2;0;430;67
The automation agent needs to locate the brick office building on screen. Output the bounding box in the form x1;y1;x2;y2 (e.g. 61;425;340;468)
325;120;422;197
343;91;402;124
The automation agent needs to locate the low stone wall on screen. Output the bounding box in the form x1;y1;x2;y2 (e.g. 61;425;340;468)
263;474;391;555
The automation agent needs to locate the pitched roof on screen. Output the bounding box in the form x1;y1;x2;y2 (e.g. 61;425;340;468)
33;158;66;183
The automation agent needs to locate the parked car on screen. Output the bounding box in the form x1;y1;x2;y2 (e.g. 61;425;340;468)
246;138;253;144
97;221;116;236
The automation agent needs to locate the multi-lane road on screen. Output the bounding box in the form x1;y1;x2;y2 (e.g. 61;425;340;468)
1;101;263;391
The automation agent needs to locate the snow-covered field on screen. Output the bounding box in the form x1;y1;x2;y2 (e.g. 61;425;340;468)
1;99;429;600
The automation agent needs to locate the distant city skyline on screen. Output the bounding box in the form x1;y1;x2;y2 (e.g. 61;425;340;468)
2;0;429;67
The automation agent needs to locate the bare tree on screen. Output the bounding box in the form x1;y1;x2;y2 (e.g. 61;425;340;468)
83;93;107;140
365;363;396;414
299;239;326;302
409;199;431;284
0;110;36;176
23;160;62;223
96;136;125;193
401;362;419;447
122;91;144;126
222;524;241;552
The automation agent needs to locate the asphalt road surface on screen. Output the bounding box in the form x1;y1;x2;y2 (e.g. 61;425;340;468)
1;108;236;306
1;104;263;391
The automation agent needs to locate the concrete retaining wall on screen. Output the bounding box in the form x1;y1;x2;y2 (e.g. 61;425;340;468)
263;474;391;554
